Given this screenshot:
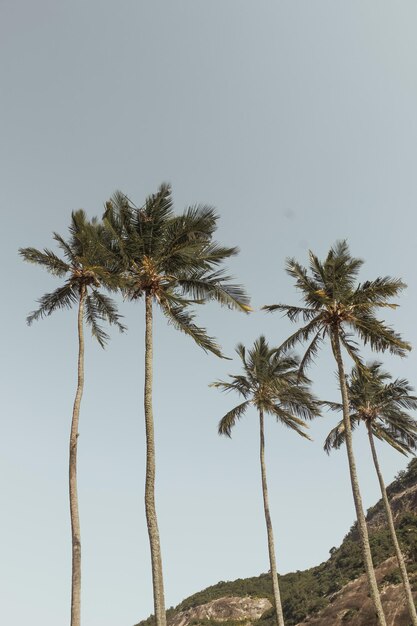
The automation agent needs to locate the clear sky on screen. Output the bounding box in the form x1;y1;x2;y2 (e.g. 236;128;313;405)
2;2;417;626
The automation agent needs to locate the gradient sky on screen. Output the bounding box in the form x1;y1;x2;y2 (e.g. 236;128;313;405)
2;2;417;626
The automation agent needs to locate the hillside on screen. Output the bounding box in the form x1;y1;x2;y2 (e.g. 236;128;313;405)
135;459;417;626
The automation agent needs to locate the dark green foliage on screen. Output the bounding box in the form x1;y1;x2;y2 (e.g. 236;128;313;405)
135;459;417;626
382;570;402;585
20;210;126;345
389;459;417;496
263;240;410;372
103;184;250;357
175;575;273;613
212;336;321;438
324;362;417;456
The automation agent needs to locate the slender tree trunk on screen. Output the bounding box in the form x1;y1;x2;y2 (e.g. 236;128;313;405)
144;292;167;626
69;286;86;626
259;410;285;626
331;329;387;626
366;423;417;625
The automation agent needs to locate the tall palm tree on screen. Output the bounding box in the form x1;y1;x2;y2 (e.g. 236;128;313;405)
211;336;320;626
103;183;250;626
324;362;417;626
263;240;411;626
19;211;125;626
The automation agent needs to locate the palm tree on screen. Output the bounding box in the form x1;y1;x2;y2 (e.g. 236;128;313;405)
103;183;250;626
19;211;125;626
211;336;320;626
324;362;417;626
263;240;411;626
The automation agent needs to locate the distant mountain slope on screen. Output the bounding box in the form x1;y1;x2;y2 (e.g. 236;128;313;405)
135;459;417;626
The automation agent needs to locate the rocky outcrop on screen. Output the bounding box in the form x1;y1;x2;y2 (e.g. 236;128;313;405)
295;557;416;626
135;460;417;626
367;483;417;532
169;597;272;626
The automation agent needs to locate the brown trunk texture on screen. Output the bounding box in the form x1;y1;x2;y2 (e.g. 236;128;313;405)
259;410;285;626
144;292;167;626
367;423;417;626
331;329;387;626
69;287;85;626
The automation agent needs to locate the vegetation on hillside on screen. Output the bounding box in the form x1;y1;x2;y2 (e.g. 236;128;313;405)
136;459;417;626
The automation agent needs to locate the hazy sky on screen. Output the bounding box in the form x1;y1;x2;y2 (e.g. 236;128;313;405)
2;2;417;626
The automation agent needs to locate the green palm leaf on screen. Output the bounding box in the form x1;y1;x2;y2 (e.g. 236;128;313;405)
218;401;250;437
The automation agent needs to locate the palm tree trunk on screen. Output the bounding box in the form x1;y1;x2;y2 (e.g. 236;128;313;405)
331;329;387;626
366;422;417;625
259;410;285;626
144;292;167;626
69;286;86;626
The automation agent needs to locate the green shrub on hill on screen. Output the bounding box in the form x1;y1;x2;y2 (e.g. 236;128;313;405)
136;459;417;626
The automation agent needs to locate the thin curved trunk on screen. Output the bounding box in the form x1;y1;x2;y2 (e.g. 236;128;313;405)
366;423;417;625
144;292;166;626
259;410;285;626
69;286;86;626
331;329;387;626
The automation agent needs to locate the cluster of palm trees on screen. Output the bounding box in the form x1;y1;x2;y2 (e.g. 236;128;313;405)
20;186;417;626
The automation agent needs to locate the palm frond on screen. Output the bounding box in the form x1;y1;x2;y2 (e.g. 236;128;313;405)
19;247;70;277
352;277;407;307
176;270;251;312
324;417;361;453
161;299;223;357
324;420;346;453
52;233;77;263
89;290;127;333
277;317;324;353
285;258;321;296
218;401;250;437
84;294;110;348
321;400;343;412
210;376;252;399
298;328;324;376
268;404;312;440
262;303;318;323
27;283;79;324
22;211;125;345
351;313;411;356
339;331;364;369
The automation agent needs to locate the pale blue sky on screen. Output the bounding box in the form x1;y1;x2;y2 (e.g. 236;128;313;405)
2;2;417;626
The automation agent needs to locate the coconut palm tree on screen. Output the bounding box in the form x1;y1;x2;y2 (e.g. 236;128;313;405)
263;240;411;626
19;211;125;626
103;183;250;626
324;362;417;626
211;336;320;626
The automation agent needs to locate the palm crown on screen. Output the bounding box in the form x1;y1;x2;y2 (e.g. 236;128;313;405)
263;240;410;372
19;209;125;346
324;362;417;455
103;183;250;356
212;336;321;438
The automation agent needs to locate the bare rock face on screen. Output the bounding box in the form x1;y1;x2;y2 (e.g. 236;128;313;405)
295;557;416;626
367;483;417;532
169;597;272;626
